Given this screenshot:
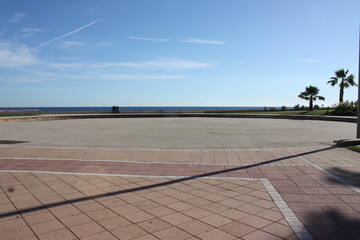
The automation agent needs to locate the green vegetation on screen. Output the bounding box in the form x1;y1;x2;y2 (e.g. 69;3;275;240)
331;101;358;116
347;145;360;153
230;109;332;115
298;85;325;111
327;69;357;103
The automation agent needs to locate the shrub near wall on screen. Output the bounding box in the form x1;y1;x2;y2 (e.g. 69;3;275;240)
331;101;358;116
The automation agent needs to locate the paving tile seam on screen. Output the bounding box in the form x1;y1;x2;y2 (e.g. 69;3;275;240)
0;157;306;167
0;169;258;181
287;149;360;194
260;178;313;240
0;144;327;152
0;169;313;240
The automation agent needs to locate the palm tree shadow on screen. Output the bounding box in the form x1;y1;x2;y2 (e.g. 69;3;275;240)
326;167;360;188
304;209;360;240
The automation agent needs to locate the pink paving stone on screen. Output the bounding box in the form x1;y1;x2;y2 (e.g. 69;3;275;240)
327;187;359;195
80;231;118;240
123;210;155;223
299;187;332;195
137;218;172;233
70;222;106;238
0;217;27;231
242;230;283;240
295;212;338;226
60;214;93;227
30;219;65;235
281;193;315;203
111;225;147;240
287;202;325;213
272;186;304;194
199;214;233;227
220;221;256;237
0;227;36;240
309;194;344;204
198;228;236;240
97;216;132;230
38;228;76;240
153;226;192;240
320;203;358;214
227;172;250;178
337;195;360;204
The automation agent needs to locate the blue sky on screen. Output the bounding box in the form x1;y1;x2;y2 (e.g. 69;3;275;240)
0;0;359;107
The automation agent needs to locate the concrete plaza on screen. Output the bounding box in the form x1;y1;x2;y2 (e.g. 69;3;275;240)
1;117;356;148
0;117;359;240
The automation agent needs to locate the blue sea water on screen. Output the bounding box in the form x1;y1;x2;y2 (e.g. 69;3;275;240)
0;106;273;112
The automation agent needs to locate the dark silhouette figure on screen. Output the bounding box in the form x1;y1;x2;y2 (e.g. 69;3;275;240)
112;106;116;113
116;106;119;113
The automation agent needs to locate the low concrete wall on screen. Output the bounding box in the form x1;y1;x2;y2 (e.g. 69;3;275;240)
0;113;357;123
37;109;269;114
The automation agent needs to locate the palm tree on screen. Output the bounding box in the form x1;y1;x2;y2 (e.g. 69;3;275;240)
298;85;325;111
327;69;357;103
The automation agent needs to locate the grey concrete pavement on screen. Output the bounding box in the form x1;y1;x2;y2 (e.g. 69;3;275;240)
1;117;356;149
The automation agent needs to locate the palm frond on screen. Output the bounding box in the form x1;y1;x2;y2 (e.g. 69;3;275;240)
298;93;310;100
327;77;337;86
346;74;357;86
335;69;346;78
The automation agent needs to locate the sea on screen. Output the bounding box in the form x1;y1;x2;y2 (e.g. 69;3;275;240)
0;106;275;112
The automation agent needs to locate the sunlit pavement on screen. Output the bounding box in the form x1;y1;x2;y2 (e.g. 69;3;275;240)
0;145;359;240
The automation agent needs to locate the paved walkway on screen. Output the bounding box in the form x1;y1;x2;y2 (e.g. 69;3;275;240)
0;145;360;240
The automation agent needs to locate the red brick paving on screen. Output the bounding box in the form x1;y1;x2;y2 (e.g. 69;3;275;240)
0;146;359;239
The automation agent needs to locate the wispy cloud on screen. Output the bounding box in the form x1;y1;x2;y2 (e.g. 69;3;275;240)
20;28;42;38
60;41;84;47
97;58;212;69
96;42;115;47
7;12;27;23
126;36;227;45
125;36;171;42
294;59;318;63
0;67;56;83
34;18;102;49
70;73;185;81
49;58;212;70
0;29;7;37
21;28;42;33
0;41;39;68
180;38;227;44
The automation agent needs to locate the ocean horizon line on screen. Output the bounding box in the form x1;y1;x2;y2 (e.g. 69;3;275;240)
0;106;288;112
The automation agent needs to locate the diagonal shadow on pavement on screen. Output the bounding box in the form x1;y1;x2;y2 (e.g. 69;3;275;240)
0;146;335;219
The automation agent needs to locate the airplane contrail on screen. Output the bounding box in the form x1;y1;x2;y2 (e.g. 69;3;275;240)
34;18;102;49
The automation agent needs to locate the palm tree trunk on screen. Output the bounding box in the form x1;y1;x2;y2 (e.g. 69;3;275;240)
309;98;313;111
339;80;344;103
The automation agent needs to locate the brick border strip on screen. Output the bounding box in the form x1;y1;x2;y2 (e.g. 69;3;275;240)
0;113;356;123
0;157;308;167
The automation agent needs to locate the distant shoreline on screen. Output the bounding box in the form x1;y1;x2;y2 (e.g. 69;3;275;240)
0;106;281;113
